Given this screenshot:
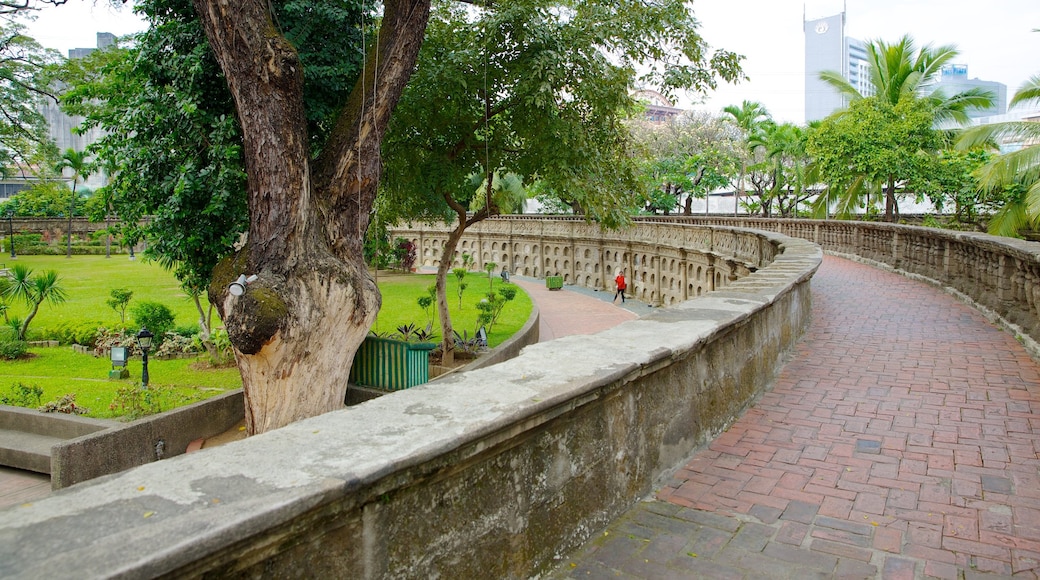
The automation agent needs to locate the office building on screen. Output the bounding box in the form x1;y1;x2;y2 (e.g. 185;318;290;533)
804;11;872;122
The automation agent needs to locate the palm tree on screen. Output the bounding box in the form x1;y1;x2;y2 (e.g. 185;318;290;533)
723;100;771;215
956;73;1040;236
3;264;68;341
816;35;994;221
820;34;994;125
754;122;810;217
55;149;91;258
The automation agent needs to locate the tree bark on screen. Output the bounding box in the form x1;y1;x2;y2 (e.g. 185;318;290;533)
194;0;431;434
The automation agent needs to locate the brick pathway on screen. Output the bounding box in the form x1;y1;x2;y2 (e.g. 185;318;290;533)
552;255;1040;579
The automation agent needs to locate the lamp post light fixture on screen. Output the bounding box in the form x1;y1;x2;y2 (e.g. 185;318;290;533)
6;210;14;259
136;327;154;388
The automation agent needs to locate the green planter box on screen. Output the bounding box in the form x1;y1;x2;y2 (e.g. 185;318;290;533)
350;336;437;391
545;275;563;290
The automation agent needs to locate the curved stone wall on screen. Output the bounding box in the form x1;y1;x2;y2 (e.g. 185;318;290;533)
399;218;777;307
638;216;1040;358
0;219;820;579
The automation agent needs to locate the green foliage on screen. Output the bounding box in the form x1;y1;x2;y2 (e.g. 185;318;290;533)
818;34;994;126
108;384;176;420
58;0;369;288
371;272;531;349
0;21;60;175
2;264;68;341
0;382;43;407
131;301;176;344
0;340;28;360
381;0;743;230
631;111;743;215
452;268;468;310
807;96;941;218
106;288;133;324
956;71;1040;237
417;285;435;328
484;261;497;294
0;256;210;340
0;180;85;218
37;321;102;346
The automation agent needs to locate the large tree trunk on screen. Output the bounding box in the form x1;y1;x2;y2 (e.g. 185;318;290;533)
194;0;431;434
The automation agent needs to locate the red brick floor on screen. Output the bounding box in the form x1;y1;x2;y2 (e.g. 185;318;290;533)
653;255;1040;576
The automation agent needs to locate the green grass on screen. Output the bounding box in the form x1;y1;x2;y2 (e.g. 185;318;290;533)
0;261;532;419
0;255;208;337
0;348;241;419
369;271;532;347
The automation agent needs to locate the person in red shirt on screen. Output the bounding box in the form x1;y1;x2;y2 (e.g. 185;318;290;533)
614;269;626;304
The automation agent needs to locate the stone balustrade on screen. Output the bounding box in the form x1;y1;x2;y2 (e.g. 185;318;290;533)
0;218;821;578
396;218;778;307
637;216;1040;358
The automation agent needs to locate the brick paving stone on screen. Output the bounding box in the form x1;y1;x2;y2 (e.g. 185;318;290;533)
549;256;1040;580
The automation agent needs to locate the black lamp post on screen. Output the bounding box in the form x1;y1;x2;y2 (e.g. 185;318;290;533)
136;327;154;388
6;210;14;259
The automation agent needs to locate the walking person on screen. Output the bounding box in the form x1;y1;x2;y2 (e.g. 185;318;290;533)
613;269;626;303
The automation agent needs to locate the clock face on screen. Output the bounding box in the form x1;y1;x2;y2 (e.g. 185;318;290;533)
815;22;829;34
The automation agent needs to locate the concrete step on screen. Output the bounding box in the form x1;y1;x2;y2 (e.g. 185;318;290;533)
0;428;63;474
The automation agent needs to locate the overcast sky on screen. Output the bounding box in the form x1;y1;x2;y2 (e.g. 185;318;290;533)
19;0;1040;125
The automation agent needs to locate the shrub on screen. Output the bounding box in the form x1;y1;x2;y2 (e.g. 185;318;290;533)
38;321;102;346
109;384;177;420
0;382;43;407
93;327;136;357
174;324;200;338
131;301;175;344
154;331;199;357
0;340;28;360
40;393;88;415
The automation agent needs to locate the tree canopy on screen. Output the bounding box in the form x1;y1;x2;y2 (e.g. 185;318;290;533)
379;0;742;361
60;0;370;289
0;20;60;176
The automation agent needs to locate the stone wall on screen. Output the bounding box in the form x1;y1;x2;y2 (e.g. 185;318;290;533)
0;219;820;579
638;216;1040;358
396;218;776;307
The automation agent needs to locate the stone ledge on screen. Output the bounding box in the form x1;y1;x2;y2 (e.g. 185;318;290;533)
0;223;821;579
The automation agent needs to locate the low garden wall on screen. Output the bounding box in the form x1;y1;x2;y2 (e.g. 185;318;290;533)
51;389;244;489
0;219;820;578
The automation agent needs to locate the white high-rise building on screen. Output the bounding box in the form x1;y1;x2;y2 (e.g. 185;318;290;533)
804;11;872;123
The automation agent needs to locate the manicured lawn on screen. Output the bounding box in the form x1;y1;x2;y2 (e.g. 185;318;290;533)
0;347;241;419
0;259;532;419
370;270;532;347
0;255;208;337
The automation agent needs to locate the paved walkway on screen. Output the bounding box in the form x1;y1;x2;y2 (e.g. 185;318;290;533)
511;276;641;341
550;255;1040;579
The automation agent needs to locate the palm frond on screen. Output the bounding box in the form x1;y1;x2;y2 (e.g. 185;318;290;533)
956;122;1040;151
818;70;862;101
1010;74;1040;108
987;199;1034;237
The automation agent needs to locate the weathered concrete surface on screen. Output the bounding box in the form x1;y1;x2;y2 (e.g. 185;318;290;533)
0;406;114;474
0;224;820;579
51;389;244;489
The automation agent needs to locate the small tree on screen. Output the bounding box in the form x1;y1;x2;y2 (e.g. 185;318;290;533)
106;288;133;324
484;261;497;294
417;284;436;329
131;301;175;345
453;268;468;310
3;264;68;341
